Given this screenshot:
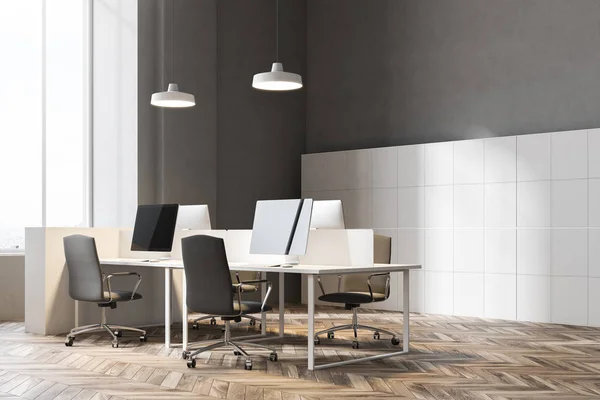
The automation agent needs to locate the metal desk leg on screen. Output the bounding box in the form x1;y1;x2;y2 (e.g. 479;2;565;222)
307;274;315;370
165;268;172;348
182;270;188;351
279;272;285;338
261;271;267;336
403;270;410;352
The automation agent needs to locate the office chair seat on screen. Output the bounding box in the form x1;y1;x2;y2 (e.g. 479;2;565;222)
318;291;386;305
233;301;272;314
102;290;143;303
236;284;258;293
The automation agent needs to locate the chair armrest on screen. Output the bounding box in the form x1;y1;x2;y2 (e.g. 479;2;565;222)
231;283;244;316
105;272;142;301
239;279;272;311
316;275;343;297
367;272;390;302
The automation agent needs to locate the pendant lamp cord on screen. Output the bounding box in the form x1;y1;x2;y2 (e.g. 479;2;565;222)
276;0;279;62
171;0;175;83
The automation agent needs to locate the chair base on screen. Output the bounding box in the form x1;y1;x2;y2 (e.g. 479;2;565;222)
183;320;276;370
65;308;147;348
314;307;400;348
191;314;261;329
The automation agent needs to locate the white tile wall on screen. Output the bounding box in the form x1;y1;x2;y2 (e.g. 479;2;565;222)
454;230;484;273
485;229;516;274
517;181;551;227
588;179;600;227
347;150;372;189
398;145;425;187
588;129;600;178
551;179;587;227
302;128;598;326
454;185;484;228
517;133;551;182
517;275;551;323
485;183;516;228
372;147;398;188
485;273;516;320
551;277;587;325
454;273;484;317
425;230;453;272
398;187;425;228
425;185;453;228
517;229;551;275
425;142;453;186
372;188;397;229
397;229;425;265
485;137;516;183
551;130;588;180
588;229;600;278
589;278;600;326
425;271;453;314
551;229;587;277
454;139;484;184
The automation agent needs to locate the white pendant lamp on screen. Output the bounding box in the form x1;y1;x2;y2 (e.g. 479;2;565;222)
252;0;303;91
151;0;195;108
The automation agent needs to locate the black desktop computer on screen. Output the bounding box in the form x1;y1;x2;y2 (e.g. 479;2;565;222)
131;204;179;252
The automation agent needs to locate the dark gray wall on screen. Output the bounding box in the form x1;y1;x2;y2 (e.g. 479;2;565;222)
216;0;306;230
138;0;305;302
138;0;218;217
216;0;306;303
306;0;600;153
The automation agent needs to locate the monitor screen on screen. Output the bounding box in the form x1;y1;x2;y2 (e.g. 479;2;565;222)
250;199;313;256
131;204;179;252
310;200;345;229
175;205;212;230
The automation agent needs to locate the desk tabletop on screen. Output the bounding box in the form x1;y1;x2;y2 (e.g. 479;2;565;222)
99;258;421;275
100;258;421;275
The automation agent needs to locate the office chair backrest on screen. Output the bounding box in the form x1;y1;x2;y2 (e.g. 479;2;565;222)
181;235;235;316
63;235;105;302
343;234;391;294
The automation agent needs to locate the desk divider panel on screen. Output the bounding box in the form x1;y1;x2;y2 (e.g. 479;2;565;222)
300;229;375;305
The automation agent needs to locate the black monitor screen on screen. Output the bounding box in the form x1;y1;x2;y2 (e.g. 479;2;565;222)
131;204;179;252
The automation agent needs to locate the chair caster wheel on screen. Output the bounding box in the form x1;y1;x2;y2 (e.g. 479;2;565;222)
65;337;74;347
234;351;242;356
210;318;217;326
327;332;334;339
182;351;189;360
373;332;380;340
244;359;252;370
191;324;199;330
111;341;119;348
114;330;122;338
139;335;147;342
249;319;256;326
187;359;196;368
391;337;400;346
352;341;359;349
314;337;320;345
269;352;278;362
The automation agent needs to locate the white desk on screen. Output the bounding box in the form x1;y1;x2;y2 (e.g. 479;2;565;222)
100;258;420;370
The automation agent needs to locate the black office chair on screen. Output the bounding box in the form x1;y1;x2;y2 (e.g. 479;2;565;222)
191;271;262;329
314;234;401;349
63;235;147;348
180;235;277;370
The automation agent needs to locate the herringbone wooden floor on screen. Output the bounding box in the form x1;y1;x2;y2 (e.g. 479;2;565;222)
1;306;600;399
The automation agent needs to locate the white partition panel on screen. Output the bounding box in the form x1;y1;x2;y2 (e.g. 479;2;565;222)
303;128;600;326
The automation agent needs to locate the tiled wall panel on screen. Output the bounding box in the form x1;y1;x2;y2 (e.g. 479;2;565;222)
302;128;599;326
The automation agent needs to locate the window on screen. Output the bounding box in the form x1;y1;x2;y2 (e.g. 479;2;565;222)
0;1;90;252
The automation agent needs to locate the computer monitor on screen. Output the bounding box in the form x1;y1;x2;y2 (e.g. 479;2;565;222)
131;204;179;252
310;200;345;229
250;199;313;256
175;205;211;230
